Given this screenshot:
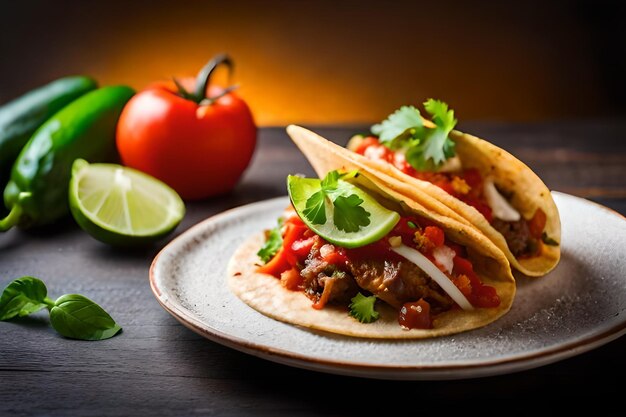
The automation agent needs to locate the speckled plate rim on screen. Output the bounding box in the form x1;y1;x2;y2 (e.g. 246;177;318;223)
149;192;626;380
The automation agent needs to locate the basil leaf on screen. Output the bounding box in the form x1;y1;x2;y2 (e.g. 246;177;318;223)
0;277;50;320
49;294;122;341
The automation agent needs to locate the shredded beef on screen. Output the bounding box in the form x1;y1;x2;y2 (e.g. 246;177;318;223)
347;260;453;311
298;241;453;311
300;244;358;305
492;218;534;257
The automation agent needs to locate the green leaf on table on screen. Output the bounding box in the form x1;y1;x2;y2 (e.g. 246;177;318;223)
0;276;49;320
49;294;122;341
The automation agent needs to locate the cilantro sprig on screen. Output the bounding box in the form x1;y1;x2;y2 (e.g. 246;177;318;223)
542;232;559;246
303;171;371;233
257;218;284;263
349;292;379;323
370;99;458;171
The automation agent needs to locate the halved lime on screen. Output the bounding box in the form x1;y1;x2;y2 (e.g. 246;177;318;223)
287;174;400;248
69;159;185;246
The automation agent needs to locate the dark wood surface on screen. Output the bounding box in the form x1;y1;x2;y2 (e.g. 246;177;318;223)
1;123;625;415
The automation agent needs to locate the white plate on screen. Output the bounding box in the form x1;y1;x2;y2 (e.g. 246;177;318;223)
149;192;626;380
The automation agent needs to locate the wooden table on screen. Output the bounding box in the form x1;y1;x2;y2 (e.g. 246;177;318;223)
1;122;625;414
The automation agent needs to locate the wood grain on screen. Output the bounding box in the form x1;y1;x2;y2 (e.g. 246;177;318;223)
0;123;624;415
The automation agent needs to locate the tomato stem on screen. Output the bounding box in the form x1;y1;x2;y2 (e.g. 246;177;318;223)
172;78;196;101
199;84;240;105
173;54;236;104
193;53;234;103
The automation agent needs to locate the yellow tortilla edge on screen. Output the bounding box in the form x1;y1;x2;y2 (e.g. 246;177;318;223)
288;124;561;276
227;137;516;338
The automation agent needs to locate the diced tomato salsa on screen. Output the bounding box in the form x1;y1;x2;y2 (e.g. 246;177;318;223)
354;136;550;257
258;211;500;328
399;299;432;330
355;137;494;220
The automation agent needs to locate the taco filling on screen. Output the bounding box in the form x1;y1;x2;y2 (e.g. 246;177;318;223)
255;171;501;330
347;101;558;259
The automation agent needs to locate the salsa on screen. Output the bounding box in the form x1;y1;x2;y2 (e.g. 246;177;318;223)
259;210;500;330
353;136;547;258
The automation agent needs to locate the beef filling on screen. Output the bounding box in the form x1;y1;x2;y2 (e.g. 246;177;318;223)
348;260;453;312
492;218;536;257
299;241;453;312
300;244;359;305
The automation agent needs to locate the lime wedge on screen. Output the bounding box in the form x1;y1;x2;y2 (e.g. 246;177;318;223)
69;159;185;246
287;174;400;248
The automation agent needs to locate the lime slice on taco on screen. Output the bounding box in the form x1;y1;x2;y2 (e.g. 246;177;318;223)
287;173;400;248
228;168;515;339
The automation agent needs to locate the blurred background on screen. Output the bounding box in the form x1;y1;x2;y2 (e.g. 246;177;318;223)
1;0;624;125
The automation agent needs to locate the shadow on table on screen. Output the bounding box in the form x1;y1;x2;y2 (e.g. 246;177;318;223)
5;313;50;329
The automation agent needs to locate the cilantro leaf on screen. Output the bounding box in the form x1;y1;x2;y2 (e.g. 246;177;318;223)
256;219;284;263
349;292;379;323
321;170;340;191
371;105;423;143
302;190;326;225
301;171;372;233
405;99;457;169
333;194;370;232
542;232;559;246
369;99;458;171
424;98;457;131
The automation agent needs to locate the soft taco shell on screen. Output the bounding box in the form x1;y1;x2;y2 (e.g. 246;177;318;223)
228;170;515;339
287;124;560;277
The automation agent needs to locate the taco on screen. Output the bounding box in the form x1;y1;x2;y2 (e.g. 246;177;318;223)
287;101;560;277
228;167;515;338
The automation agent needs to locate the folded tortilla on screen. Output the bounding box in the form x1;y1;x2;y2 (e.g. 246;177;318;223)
228;165;515;339
286;124;561;277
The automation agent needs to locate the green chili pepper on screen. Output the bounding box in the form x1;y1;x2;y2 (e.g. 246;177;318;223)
0;85;135;231
0;76;97;193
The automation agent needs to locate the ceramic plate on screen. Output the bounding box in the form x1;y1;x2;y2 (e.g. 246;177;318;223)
149;192;626;380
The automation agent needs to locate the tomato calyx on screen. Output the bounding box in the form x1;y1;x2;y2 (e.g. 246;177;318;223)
173;53;238;104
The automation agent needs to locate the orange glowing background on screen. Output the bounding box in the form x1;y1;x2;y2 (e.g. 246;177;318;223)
1;1;624;125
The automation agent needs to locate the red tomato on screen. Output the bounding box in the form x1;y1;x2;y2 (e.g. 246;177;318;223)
528;208;547;239
353;136;380;155
424;226;445;247
116;54;257;200
462;168;483;188
398;299;432;329
280;268;303;291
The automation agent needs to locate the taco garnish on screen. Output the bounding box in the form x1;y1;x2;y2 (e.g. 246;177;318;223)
286;101;560;277
228;169;515;338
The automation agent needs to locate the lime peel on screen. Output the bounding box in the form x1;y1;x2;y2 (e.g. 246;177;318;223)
287;174;400;248
69;159;185;246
